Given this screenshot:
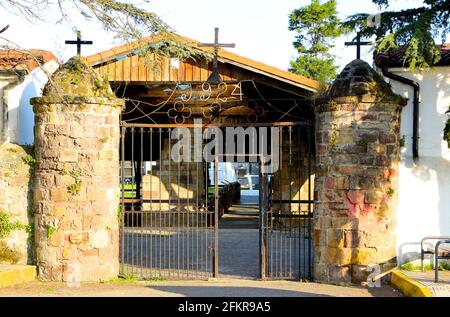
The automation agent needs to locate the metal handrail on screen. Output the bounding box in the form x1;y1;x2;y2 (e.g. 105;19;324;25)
420;236;450;276
435;240;450;282
206;181;240;225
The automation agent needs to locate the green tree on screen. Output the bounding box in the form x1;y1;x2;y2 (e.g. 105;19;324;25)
343;0;450;70
0;1;207;66
288;0;347;84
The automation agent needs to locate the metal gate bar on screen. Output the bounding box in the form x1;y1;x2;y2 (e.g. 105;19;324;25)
119;126;215;280
261;124;314;280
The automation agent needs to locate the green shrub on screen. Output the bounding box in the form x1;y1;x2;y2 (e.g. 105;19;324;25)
0;211;26;239
47;226;57;240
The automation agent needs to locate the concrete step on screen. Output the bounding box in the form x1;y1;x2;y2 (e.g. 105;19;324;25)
0;264;36;288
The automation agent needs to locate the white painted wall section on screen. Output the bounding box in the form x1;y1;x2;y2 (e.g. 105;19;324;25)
5;60;58;145
382;67;450;264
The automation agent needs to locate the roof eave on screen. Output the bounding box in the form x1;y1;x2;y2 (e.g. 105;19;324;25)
86;33;319;92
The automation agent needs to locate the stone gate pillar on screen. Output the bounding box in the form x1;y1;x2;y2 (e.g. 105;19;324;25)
30;57;124;281
313;60;407;284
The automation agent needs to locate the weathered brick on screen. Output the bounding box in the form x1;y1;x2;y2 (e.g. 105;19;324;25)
344;230;364;248
59;149;78;162
327;248;352;266
327;229;344;248
379;133;396;144
328;266;351;284
334;176;350;189
324;177;334;190
365;190;383;204
33;60;123;282
314;64;402;284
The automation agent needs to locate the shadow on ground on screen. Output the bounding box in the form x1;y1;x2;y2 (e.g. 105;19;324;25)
145;285;331;297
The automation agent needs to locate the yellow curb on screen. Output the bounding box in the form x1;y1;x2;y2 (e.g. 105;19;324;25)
0;265;36;288
391;271;433;297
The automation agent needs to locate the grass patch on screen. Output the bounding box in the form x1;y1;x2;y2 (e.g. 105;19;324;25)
439;262;450;270
110;272;138;283
401;262;450;271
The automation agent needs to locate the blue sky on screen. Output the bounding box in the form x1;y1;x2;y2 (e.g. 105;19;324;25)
1;0;426;72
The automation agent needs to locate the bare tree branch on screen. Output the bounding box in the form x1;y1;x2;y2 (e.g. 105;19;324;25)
0;25;10;34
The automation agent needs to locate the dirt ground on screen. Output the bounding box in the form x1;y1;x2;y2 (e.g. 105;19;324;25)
0;278;402;297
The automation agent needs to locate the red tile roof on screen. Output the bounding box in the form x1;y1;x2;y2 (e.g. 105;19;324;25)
0;49;58;73
375;44;450;68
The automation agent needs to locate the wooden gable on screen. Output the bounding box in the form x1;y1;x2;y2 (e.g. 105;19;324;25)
93;53;260;83
86;33;318;124
86;33;318;92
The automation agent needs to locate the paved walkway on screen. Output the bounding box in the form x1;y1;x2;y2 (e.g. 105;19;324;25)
0;193;402;297
0;278;402;297
239;192;259;205
122;194;311;280
403;270;450;297
218;197;260;278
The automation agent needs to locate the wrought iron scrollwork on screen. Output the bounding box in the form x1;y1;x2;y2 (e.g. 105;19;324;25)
168;101;192;124
121;80;261;124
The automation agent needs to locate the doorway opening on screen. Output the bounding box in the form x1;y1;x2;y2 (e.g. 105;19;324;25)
119;122;314;281
208;162;260;279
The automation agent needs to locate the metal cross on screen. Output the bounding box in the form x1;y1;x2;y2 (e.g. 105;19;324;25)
345;32;371;60
198;27;235;83
65;31;93;56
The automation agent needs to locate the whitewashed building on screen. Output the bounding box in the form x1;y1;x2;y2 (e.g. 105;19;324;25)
0;49;59;145
375;45;450;264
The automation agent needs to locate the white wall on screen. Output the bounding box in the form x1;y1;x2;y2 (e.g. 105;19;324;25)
381;67;450;264
209;162;238;185
4;60;58;145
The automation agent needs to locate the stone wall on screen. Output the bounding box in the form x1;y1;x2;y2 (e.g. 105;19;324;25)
0;142;33;264
31;57;124;282
313;60;406;284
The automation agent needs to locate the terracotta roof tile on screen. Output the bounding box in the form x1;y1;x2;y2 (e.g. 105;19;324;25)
0;49;58;73
374;44;450;68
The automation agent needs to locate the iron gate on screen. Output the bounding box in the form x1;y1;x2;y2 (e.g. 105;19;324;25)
119;122;314;280
119;124;217;280
259;124;314;280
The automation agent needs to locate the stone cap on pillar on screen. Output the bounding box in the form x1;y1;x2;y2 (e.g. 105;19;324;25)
316;59;407;108
30;56;124;107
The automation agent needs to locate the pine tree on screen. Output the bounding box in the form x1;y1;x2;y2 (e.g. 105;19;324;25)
343;0;450;70
288;0;348;85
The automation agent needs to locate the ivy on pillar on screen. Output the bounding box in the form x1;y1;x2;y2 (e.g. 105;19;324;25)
30;56;124;281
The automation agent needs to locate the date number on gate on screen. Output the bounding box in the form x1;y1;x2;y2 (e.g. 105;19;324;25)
222;301;271;312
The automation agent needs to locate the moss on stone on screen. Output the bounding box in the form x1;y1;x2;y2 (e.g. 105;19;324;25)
326;59;407;104
42;56;115;99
